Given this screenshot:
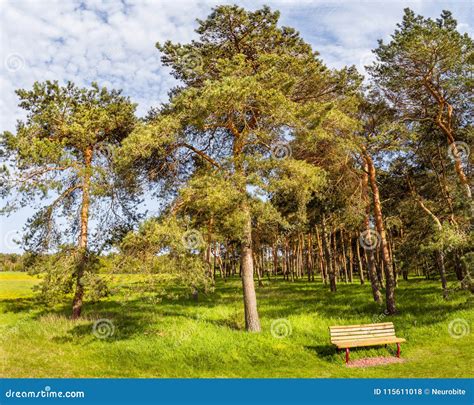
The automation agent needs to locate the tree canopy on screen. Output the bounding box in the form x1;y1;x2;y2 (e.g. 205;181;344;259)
1;5;472;328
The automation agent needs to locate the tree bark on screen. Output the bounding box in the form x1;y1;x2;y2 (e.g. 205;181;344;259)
437;250;449;299
348;234;354;283
240;205;261;332
72;146;93;319
331;231;339;282
206;217;214;280
362;159;384;305
321;214;337;292
453;251;464;281
407;176;451;298
341;229;349;283
422;79;471;199
307;233;314;281
356;236;365;285
364;152;396;313
315;226;326;284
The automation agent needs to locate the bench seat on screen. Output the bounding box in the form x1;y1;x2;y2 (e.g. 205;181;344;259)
333;336;406;349
329;322;406;363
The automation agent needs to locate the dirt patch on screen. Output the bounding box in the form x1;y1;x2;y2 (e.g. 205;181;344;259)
346;356;406;368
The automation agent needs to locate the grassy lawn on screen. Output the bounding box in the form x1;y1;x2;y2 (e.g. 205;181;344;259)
0;271;472;378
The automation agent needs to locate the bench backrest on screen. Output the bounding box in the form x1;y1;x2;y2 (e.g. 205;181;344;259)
329;322;396;344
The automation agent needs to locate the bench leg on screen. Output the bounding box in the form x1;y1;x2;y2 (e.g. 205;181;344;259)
345;348;350;364
396;343;401;358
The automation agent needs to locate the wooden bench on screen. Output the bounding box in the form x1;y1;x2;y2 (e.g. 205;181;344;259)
329;322;406;363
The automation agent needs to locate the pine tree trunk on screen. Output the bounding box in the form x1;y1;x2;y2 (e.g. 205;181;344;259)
290;238;296;282
437;250;449;299
365;152;396;314
356;237;365;285
72;146;93;320
388;234;397;286
315;227;326;284
453;251;464;281
307;233;314;282
341;229;348;283
299;233;304;279
282;238;288;280
362;159;383;304
321;214;337;292
253;247;263;287
206;217;214;280
444;129;471;198
408;174;452;298
331;231;339;282
377;252;385;286
272;243;278;276
423;80;471;198
348;234;354;283
240;205;261;332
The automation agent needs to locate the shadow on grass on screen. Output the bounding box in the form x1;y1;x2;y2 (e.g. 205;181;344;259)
0;297;38;313
304;345;336;360
1;276;471;347
305;344;400;363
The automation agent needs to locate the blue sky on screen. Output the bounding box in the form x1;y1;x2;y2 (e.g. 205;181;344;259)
0;0;472;253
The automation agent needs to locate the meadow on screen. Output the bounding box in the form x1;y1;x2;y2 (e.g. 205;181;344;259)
0;271;472;378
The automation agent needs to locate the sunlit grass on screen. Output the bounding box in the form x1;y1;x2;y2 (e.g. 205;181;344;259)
0;271;472;377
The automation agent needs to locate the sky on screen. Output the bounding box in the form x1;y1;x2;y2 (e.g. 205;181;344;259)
0;0;472;253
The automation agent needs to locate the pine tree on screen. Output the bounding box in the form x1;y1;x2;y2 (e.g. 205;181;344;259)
119;5;357;331
1;81;138;318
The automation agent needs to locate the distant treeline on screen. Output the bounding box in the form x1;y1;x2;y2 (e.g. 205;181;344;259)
0;253;24;272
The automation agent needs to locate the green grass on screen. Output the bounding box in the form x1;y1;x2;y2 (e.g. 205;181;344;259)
0;271;473;378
